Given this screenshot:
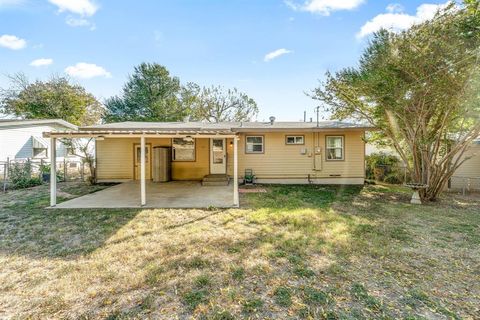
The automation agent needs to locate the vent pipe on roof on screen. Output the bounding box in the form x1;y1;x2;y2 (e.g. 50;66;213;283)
269;116;276;125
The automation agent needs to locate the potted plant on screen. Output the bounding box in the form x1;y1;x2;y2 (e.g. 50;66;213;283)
39;163;51;182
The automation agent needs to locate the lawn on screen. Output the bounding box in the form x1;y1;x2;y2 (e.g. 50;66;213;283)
0;183;478;319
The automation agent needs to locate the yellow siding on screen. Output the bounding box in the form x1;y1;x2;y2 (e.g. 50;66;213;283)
97;132;366;183
451;143;480;190
96;137;209;181
228;131;365;180
153;138;209;180
96;138;135;180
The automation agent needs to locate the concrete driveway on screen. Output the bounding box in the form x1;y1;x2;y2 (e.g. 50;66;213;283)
55;180;235;208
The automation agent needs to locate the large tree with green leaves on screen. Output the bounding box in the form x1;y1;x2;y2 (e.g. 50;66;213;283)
104;63;259;123
103;63;188;122
0;74;103;126
312;1;480;201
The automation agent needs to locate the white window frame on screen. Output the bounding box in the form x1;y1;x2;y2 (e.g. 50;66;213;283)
245;136;264;154
326;136;344;161
285;135;305;145
172;138;196;161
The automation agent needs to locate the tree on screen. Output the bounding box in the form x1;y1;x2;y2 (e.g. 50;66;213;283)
60;138;96;184
312;2;480;201
0;74;103;126
103;63;188;122
187;85;258;122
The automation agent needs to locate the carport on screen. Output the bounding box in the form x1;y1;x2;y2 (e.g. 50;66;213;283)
44;128;239;208
55;180;235;208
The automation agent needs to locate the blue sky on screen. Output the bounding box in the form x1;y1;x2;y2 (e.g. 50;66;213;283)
0;0;451;121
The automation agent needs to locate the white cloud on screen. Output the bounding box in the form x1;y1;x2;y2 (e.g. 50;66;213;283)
30;58;53;67
0;0;26;7
286;0;365;15
66;16;96;30
0;34;26;50
48;0;97;16
65;62;111;79
357;1;452;38
264;48;292;62
386;3;404;13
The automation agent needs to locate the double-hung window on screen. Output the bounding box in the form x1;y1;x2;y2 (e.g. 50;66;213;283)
245;136;264;153
285;135;304;145
326;136;344;160
172;138;195;161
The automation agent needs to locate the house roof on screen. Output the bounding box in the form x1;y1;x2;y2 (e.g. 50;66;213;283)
0;119;77;130
43;120;373;138
80;120;372;132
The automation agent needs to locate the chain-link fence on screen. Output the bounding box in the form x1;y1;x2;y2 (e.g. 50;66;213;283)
1;157;92;192
450;176;480;195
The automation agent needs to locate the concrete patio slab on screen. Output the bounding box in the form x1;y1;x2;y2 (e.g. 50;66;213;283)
55;180;235;208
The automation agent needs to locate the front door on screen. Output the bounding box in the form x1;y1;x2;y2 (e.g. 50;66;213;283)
134;144;152;180
210;138;226;174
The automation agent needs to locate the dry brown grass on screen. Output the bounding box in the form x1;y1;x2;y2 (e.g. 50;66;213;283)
0;182;478;319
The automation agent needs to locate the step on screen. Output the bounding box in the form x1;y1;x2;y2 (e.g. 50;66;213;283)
202;180;230;186
202;174;229;182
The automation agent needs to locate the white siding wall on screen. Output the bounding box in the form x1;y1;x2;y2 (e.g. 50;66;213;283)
0;124;70;161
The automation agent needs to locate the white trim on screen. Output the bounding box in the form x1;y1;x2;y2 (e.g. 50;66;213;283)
233;137;239;206
245;135;264;153
172;137;196;161
326;136;344;161
210;138;227;174
0;119;77;130
44;133;238;139
50;137;57;207
285;135;304;145
252;177;364;185
140;136;146;206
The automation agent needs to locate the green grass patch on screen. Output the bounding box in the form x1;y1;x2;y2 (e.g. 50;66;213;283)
183;289;209;310
301;286;330;306
293;265;315;278
242;298;263;313
273;286;292;307
230;266;245;281
350;283;382;312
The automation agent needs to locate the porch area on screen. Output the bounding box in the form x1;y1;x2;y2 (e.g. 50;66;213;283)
45;127;239;208
55;180;235;208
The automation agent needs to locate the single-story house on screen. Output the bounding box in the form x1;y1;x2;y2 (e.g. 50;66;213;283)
44;118;372;208
0;119;78;162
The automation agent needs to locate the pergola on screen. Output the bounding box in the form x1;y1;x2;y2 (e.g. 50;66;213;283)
43;129;239;208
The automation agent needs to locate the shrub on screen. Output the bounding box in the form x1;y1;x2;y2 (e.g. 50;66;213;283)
384;173;402;184
9;161;42;189
366;152;404;184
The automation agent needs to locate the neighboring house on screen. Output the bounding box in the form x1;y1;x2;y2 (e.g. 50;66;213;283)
0;119;78;162
450;138;480;191
45;118;371;207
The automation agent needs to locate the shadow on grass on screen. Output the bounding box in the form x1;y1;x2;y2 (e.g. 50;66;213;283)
0;183;141;260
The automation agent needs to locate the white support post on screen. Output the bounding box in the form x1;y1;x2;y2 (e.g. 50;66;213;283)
233;136;239;206
140;136;146;206
50;137;57;207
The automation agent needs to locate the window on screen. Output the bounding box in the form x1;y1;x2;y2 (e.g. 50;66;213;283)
172;138;195;161
33;148;47;158
246;136;264;153
286;135;304;145
326;136;344;160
